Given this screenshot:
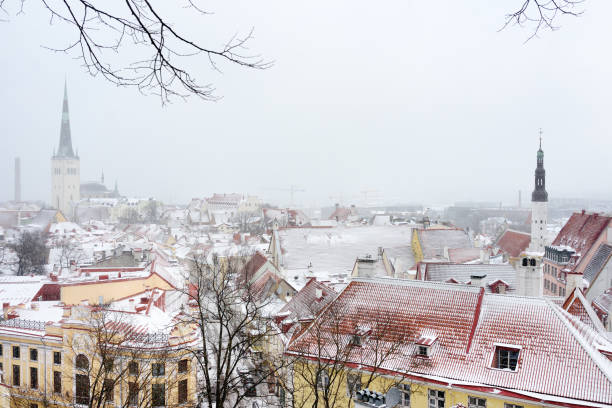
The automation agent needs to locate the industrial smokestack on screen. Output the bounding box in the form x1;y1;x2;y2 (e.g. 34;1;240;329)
14;157;21;202
518;190;521;208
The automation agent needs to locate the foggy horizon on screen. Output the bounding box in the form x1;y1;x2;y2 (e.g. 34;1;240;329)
2;1;611;208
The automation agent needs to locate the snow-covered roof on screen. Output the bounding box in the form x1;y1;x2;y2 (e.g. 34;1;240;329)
287;278;612;406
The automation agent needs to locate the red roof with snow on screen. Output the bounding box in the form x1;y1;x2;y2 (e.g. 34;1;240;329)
551;212;612;272
286;278;612;406
495;229;531;258
277;278;336;322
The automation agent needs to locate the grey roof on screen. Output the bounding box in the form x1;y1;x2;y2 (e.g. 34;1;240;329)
55;82;75;158
593;289;612;315
384;246;415;275
418;229;472;259
424;263;516;292
583;243;612;284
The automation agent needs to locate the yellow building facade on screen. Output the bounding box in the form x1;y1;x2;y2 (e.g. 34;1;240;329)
290;362;545;408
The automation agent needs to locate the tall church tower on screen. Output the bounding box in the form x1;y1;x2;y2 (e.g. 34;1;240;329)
529;135;548;252
51;82;80;218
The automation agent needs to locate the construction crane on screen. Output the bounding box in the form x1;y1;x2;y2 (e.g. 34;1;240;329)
263;185;306;207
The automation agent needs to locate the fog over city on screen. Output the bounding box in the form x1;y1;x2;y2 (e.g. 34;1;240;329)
1;1;611;207
2;2;612;407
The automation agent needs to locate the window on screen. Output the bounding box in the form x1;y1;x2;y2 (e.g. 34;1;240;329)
30;348;38;362
30;367;38;389
76;354;89;370
30;404;38;408
53;351;61;365
13;364;19;386
103;379;114;402
76;373;90;405
103;357;114;372
399;383;411;407
0;344;3;356
317;371;329;390
13;346;20;359
53;371;61;394
349;334;362;346
468;396;486;408
128;382;138;406
178;359;188;373
504;404;524;408
346;373;361;397
152;362;165;377
128;361;138;375
428;389;445;408
493;346;520;371
152;383;165;407
417;345;429;357
178;379;188;404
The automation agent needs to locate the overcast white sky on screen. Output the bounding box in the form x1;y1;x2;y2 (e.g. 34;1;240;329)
1;1;611;207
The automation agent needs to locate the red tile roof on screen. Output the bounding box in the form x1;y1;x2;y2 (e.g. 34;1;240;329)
240;252;269;285
495;229;531;258
286;278;612;406
551;212;612;272
277;278;336;322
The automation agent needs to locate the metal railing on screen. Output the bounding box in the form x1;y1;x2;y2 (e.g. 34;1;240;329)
0;318;46;331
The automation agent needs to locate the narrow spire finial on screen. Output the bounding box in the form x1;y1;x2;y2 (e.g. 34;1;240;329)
539;128;543;149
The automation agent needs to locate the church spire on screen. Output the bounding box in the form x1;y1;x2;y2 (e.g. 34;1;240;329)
532;130;548;202
56;80;75;158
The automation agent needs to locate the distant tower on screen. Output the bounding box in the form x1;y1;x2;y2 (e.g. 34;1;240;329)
101;170;105;185
516;254;543;297
529;132;548;252
14;157;21;202
51;81;80;218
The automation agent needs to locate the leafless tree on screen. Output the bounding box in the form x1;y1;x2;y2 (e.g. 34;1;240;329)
10;230;48;275
0;0;270;102
284;301;412;408
9;304;187;408
180;252;292;408
55;236;83;269
503;0;584;40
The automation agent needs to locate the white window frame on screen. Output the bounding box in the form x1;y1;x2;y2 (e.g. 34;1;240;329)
468;395;486;408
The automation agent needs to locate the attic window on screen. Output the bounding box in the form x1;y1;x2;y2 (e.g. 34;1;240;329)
492;345;520;371
415;335;437;358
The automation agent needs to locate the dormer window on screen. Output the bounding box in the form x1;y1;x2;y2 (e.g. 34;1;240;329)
349;334;362;347
415;335;437;358
492;345;520;371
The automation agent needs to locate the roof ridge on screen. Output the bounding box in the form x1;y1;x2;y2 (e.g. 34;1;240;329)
546;298;612;385
350;276;482;292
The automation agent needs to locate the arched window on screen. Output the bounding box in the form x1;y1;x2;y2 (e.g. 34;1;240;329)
522;258;528;267
76;354;89;370
530;258;536;267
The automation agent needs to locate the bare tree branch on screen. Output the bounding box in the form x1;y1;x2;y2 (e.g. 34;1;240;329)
0;0;271;103
502;0;584;41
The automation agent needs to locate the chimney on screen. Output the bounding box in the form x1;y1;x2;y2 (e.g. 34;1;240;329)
3;303;9;319
479;248;490;264
14;157;21;202
470;274;487;287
